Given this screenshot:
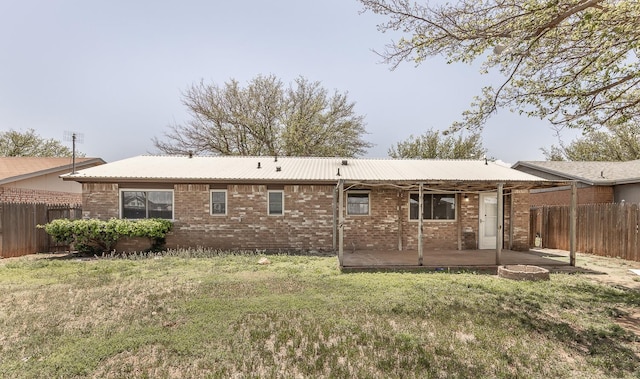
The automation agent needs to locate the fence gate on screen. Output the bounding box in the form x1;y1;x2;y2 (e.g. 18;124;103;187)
0;203;81;258
47;205;82;252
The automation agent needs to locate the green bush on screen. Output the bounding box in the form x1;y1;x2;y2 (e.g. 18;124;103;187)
39;218;173;254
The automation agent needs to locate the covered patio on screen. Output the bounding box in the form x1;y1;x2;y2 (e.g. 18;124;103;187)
333;164;577;269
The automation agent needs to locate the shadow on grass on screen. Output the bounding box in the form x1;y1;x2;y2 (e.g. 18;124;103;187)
502;282;640;376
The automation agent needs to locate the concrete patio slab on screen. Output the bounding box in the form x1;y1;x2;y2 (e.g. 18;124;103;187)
341;248;571;271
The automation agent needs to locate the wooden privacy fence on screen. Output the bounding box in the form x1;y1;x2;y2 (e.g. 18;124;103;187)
530;203;640;262
0;203;82;258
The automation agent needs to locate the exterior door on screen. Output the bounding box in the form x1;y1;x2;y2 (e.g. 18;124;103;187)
479;193;498;249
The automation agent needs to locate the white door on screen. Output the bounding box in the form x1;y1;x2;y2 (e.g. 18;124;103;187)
479;193;498;249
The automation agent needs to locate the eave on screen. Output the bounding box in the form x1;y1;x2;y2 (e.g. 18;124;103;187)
65;176;569;192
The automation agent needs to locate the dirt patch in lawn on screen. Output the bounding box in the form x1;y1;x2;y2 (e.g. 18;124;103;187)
531;248;640;291
531;248;640;349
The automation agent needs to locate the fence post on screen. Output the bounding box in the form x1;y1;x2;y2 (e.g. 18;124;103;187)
570;181;577;266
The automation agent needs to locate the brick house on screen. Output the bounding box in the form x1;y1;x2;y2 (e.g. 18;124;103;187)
0;157;105;204
64;155;564;265
512;160;640;205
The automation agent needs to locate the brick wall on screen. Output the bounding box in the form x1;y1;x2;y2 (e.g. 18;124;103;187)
0;187;82;205
530;185;613;206
82;183;119;219
509;190;530;251
399;191;465;251
341;190;484;252
80;182;532;252
460;194;479;249
343;188;399;251
167;184;335;251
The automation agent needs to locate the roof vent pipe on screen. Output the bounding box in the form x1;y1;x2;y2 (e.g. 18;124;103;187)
274;155;278;162
257;162;261;169
336;168;341;176
188;151;193;159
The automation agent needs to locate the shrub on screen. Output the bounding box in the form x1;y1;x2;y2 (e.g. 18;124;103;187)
39;218;173;254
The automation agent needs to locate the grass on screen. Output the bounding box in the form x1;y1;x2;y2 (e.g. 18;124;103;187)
0;250;639;378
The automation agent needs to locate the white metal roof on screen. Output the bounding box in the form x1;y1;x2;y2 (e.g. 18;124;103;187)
63;155;555;188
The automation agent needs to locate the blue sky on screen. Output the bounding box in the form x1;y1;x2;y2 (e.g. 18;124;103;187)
0;0;580;164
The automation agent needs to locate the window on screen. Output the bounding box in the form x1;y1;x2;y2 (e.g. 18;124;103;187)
121;190;173;219
409;193;456;220
268;190;284;215
210;190;227;215
347;192;370;215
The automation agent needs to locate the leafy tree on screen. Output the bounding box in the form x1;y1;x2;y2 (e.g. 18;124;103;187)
0;129;78;157
359;0;640;133
542;121;640;161
388;128;486;159
153;75;372;157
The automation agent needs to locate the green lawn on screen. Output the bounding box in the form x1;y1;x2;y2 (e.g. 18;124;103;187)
0;250;638;378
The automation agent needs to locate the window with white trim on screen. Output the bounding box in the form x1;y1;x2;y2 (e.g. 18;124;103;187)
268;190;284;215
121;190;173;219
210;190;227;215
347;192;370;215
409;193;456;220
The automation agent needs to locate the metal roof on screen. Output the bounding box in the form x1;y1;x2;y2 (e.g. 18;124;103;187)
63;155;559;190
513;160;640;185
0;157;105;185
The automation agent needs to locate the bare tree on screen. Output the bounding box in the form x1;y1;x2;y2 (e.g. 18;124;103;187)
153;75;372;157
359;0;640;133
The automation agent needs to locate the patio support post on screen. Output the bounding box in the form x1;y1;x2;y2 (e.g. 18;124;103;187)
496;183;504;265
570;181;577;266
457;193;462;251
397;190;403;251
338;179;344;266
418;182;424;265
332;185;337;250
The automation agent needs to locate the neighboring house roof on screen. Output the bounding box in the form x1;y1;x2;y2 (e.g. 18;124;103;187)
0;157;106;185
63;155;562;190
512;160;640;186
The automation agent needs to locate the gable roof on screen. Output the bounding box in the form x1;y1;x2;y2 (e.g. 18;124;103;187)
512;160;640;186
63;155;563;191
0;157;105;185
